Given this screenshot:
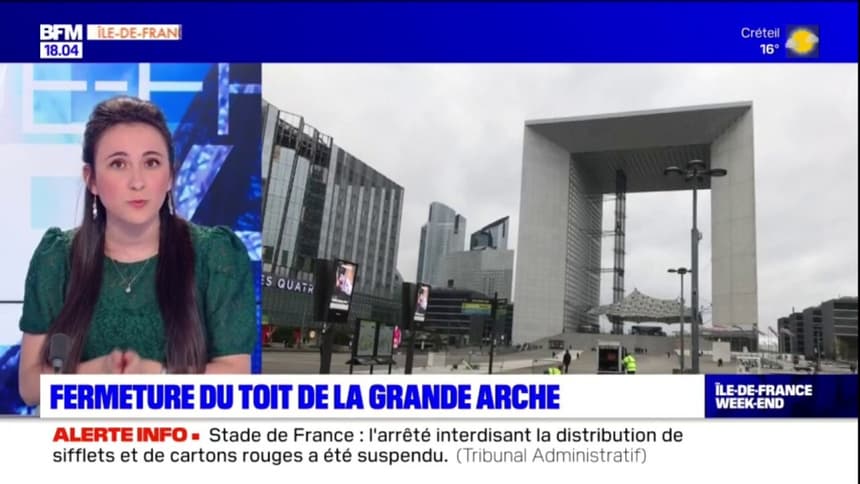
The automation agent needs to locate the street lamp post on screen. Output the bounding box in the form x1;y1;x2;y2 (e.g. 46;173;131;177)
664;159;727;374
668;267;691;372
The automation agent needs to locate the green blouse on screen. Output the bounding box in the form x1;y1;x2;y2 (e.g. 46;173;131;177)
19;223;256;365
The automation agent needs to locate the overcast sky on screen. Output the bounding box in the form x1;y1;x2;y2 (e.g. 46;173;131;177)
263;64;858;335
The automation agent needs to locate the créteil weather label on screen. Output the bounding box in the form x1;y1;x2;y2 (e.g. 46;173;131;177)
739;24;819;59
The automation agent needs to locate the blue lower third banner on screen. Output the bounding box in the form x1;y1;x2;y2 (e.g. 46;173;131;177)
705;375;858;418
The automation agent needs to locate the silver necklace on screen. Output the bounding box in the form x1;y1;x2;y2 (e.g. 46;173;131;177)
110;258;152;294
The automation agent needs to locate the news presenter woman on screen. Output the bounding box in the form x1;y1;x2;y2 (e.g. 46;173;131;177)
17;96;256;406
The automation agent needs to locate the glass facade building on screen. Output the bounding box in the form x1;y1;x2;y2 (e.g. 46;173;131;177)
261;100;405;338
470;216;510;250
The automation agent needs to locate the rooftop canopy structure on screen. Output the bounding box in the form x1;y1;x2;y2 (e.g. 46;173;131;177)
588;289;692;324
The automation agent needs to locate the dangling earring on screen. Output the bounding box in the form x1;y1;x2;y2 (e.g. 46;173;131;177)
92;196;98;221
168;192;175;216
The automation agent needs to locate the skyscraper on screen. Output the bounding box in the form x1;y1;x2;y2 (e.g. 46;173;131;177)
416;202;466;285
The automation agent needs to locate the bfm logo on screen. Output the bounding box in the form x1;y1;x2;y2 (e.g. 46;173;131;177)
39;24;83;41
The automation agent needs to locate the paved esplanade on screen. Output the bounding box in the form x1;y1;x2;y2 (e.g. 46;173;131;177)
262;348;850;375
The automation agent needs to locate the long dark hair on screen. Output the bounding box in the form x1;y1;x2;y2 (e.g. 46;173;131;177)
41;96;207;373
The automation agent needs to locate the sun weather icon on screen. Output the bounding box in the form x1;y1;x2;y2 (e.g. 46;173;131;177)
785;25;819;58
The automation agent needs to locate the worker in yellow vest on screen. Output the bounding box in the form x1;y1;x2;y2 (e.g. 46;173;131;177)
623;353;637;374
546;365;563;375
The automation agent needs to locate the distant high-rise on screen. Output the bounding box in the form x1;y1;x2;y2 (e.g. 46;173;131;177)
416;202;466;285
470;216;509;250
439;215;514;301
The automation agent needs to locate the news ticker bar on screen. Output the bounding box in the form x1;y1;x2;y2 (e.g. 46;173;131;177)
7;420;853;480
3;2;857;62
39;374;858;420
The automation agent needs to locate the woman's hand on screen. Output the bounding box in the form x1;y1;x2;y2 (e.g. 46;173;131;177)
78;349;126;374
122;350;164;374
